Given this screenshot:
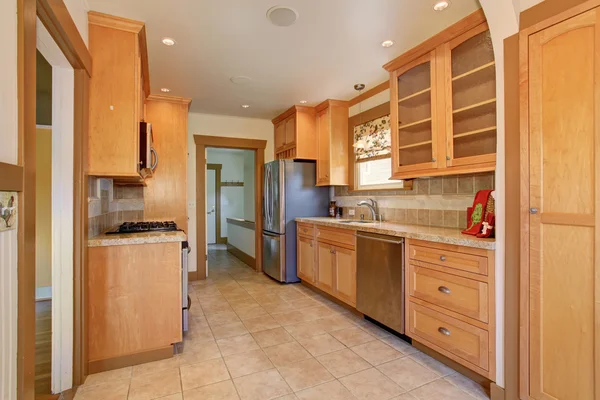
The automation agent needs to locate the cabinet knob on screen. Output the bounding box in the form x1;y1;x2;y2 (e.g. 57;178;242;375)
309;243;313;248
446;156;451;161
438;286;451;295
303;229;308;232
432;158;436;162
438;327;451;336
530;208;539;214
440;255;446;261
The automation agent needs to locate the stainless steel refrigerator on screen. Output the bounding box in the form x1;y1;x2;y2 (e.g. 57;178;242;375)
263;160;330;283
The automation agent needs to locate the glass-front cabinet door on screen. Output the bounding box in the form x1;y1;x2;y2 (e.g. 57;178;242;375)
390;50;439;178
445;25;497;167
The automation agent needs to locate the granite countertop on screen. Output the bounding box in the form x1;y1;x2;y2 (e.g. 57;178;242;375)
88;229;187;247
295;217;495;250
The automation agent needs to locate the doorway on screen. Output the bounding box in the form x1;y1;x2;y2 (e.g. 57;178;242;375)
206;164;222;245
194;135;267;280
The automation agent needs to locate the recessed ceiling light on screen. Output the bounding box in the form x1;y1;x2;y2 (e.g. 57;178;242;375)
381;40;395;48
161;37;176;46
241;104;250;109
433;1;450;11
299;100;307;104
266;6;298;27
160;88;170;92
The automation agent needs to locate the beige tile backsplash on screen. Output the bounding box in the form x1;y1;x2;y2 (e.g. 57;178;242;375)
333;172;495;230
88;178;145;237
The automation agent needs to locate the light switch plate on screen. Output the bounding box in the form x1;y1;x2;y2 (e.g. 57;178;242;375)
348;209;355;216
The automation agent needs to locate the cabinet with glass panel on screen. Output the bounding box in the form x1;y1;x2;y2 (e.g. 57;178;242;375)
385;15;496;180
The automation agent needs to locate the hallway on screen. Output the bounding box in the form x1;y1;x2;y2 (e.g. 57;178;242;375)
76;249;489;399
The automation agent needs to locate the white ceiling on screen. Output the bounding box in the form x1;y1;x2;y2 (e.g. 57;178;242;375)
87;0;482;119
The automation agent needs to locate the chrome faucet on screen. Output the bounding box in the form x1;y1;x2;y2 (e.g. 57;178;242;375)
357;199;378;221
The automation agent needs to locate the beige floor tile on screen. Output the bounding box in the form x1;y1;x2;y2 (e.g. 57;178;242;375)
409;352;455;377
288;297;320;310
203;303;235;314
262;301;296;314
443;374;489;400
351;340;402;366
132;357;181;376
185;327;215;342
316;315;356;333
317;349;371;378
252;327;296;348
212;322;249;339
339;368;403;400
296;380;357;400
128;368;182;400
377;358;438;391
182;380;240;400
284;321;327;340
273;395;299;400
298;333;346;357
242;315;281;333
82;366;132;386
217;334;260;356
224;349;274;378
252;294;283;305
233;369;293;400
178;340;222;365
409;379;474;400
74;379;130;400
206;311;242;327
380;336;420;356
356;321;392;339
277;358;334;392
263;342;312;367
271;311;314;326
390;394;417;400
234;304;269;320
180;358;231;391
330;327;376;347
300;306;335;320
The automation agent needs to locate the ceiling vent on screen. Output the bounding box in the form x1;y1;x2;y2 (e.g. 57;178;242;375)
267;6;298;27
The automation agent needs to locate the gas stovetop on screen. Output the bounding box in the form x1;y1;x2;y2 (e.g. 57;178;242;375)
106;221;179;235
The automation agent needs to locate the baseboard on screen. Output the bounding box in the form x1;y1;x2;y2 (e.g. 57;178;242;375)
88;345;173;374
490;383;505;400
36;286;52;301
226;243;256;269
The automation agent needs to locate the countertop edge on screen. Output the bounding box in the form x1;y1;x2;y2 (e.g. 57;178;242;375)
88;231;187;248
295;218;496;251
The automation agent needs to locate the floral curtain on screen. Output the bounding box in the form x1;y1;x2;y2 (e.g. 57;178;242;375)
353;114;392;161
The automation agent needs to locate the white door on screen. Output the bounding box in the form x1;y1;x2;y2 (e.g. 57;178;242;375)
207;169;217;244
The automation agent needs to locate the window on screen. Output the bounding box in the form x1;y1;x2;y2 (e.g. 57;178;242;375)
353;114;406;190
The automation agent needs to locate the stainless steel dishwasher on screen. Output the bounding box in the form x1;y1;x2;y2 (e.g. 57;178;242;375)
356;232;405;334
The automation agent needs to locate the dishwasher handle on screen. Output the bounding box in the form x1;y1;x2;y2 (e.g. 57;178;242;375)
356;233;404;245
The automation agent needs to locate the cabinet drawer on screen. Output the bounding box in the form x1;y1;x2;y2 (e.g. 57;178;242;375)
410;245;488;275
316;226;355;248
408;301;489;372
297;223;314;238
408;265;488;323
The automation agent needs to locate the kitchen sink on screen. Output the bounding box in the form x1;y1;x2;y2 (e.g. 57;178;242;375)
338;220;374;224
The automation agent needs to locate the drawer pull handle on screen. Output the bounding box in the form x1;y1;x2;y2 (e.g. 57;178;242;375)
438;286;451;295
440;255;447;261
303;229;308;232
438;327;451;336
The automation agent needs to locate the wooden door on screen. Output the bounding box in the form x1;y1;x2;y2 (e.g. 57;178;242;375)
316;242;334;294
445;24;496;168
275;121;286;151
297;236;315;283
390;51;439;178
285;116;296;147
316;109;331;186
525;8;599;399
333;246;356;306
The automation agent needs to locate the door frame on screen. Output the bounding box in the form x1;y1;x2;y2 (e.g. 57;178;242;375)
14;0;92;398
206;163;223;245
194;135;267;280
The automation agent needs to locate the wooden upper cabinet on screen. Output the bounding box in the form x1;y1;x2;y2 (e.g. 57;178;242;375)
384;10;495;179
315;100;349;186
88;12;150;180
272;106;316;160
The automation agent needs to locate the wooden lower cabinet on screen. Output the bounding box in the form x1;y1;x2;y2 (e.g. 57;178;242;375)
316;242;335;293
297;236;315;283
333;246;356;306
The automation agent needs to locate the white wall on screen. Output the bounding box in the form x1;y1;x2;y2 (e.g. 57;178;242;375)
187;113;273;273
243;151;255;222
0;0;19;398
227;224;255;258
63;0;89;46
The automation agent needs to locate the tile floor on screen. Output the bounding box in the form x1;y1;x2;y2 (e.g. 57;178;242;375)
76;248;490;400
